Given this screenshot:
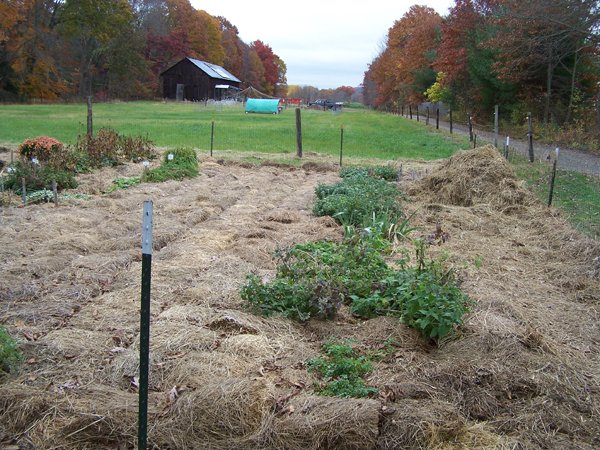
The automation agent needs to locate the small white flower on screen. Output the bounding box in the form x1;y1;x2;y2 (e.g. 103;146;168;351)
31;157;39;165
6;166;15;173
167;153;174;161
142;160;150;167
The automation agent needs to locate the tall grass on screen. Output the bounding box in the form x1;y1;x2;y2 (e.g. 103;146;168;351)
0;101;467;160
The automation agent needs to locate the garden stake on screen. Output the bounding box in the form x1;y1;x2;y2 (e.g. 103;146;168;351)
52;179;58;206
139;201;153;450
21;177;26;205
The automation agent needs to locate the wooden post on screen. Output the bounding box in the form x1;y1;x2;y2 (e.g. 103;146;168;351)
21;177;26;205
139;201;153;450
527;113;534;162
295;108;302;158
436;108;439;129
52;179;58;206
473;134;477;148
87;96;93;139
504;136;510;159
494;104;499;148
210;121;215;157
10;148;14;164
401;105;404;117
426;107;430;125
468;114;473;141
339;126;344;167
409;105;413;120
449;109;453;134
416;105;419;122
548;148;559;207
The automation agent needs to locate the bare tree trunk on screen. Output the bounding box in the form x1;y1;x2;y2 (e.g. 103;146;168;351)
544;50;553;126
565;49;579;124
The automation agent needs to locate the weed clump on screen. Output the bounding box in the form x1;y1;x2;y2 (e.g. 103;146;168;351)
0;326;22;376
307;340;378;398
313;169;403;227
143;148;198;182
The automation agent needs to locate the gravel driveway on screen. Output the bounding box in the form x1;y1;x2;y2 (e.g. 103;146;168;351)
422;117;600;176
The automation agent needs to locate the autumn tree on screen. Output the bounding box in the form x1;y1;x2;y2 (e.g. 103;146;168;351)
60;0;135;97
489;0;600;125
1;0;67;100
364;6;442;109
251;40;286;95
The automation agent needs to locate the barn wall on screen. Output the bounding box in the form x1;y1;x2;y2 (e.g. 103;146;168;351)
161;59;240;101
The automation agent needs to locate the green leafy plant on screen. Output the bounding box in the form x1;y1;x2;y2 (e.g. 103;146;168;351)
307;339;378;398
142;147;198;182
0;326;22;376
340;165;398;181
241;237;391;322
313;173;404;228
105;176;141;193
350;240;473;339
4;161;77;192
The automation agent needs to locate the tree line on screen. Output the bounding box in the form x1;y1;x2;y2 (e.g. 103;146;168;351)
0;0;287;101
363;0;600;141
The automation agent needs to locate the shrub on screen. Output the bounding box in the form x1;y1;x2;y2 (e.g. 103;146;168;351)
0;326;22;375
4;161;77;192
313;174;403;227
18;136;64;163
143;148;198;182
307;339;378;398
76;128;156;168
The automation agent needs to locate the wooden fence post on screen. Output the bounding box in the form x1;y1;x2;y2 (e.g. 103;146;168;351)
409;105;413;120
339;126;344;167
527;113;534;162
494;104;499;148
548;148;559;207
295;108;303;158
436;108;439;129
210;121;215;157
87;96;93;139
416;105;419;122
449;109;453;134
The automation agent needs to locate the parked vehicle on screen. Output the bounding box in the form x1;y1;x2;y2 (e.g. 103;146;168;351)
309;99;342;110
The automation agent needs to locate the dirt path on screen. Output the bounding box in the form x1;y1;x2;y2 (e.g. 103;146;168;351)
422;117;600;176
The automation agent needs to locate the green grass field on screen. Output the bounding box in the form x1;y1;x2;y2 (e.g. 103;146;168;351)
513;157;600;239
0;101;467;160
0;101;598;239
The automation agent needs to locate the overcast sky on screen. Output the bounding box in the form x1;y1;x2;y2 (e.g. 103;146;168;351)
190;1;455;89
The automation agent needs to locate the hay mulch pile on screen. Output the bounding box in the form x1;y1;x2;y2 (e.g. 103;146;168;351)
0;148;599;449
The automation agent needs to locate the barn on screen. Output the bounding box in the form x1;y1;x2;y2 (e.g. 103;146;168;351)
160;57;241;101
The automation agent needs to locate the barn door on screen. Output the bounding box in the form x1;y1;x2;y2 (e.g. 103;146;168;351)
176;84;184;101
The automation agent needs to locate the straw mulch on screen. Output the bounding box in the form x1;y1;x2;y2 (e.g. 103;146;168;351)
1;149;599;449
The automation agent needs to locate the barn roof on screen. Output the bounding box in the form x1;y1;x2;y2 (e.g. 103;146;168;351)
186;58;241;83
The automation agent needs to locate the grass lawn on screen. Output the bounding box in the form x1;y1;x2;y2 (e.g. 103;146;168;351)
513;156;600;239
1;100;597;239
0;101;468;160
